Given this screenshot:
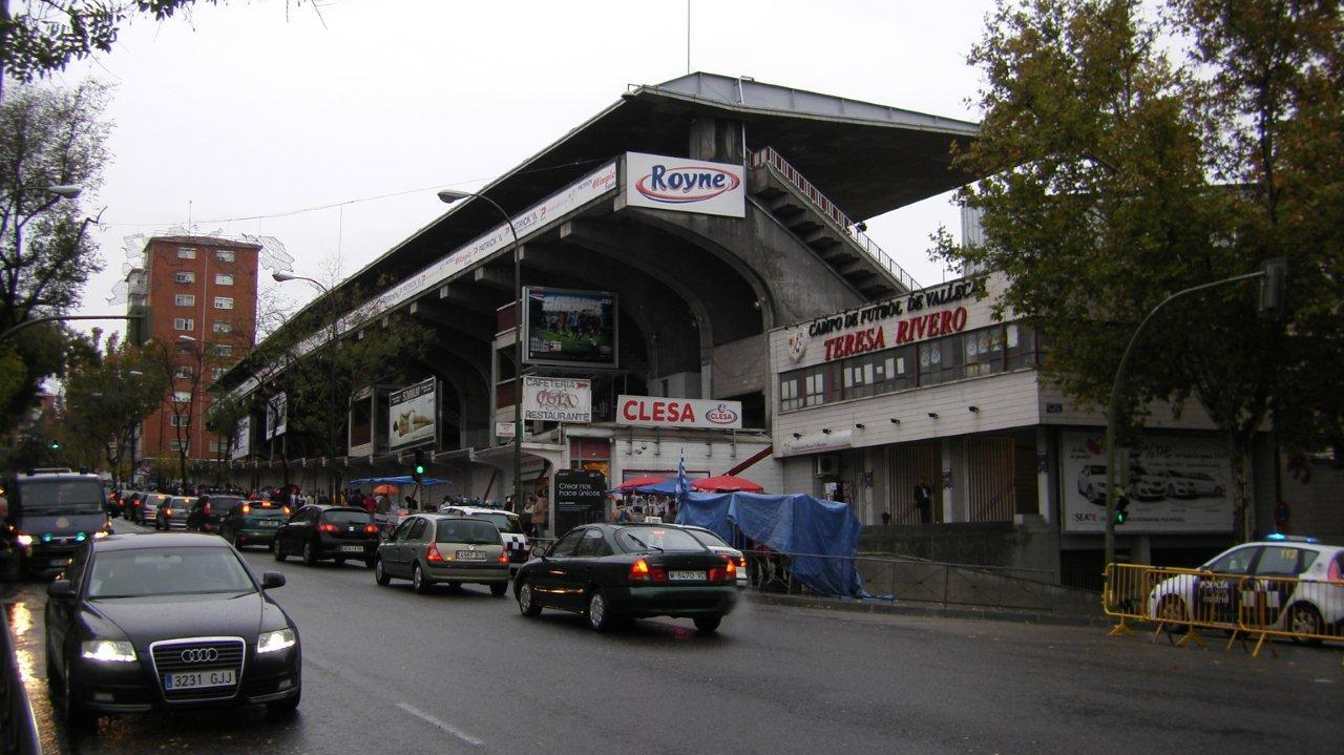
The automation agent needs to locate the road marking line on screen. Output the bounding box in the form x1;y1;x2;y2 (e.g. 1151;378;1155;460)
396;701;484;747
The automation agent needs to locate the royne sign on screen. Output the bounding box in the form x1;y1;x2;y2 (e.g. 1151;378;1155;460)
522;377;592;423
616;395;744;430
624;152;745;218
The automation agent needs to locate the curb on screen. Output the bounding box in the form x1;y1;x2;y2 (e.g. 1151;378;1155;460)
743;591;1111;628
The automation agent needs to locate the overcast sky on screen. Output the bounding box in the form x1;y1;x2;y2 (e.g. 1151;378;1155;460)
50;0;995;341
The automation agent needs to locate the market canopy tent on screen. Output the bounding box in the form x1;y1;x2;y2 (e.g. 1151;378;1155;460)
692;475;764;493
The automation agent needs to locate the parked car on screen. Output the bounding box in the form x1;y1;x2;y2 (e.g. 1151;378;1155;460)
186;495;246;533
375;515;510;595
44;533;300;728
1;472;111;579
680;526;749;589
438;505;529;573
514;523;737;633
219;501;290;550
1148;536;1344;642
273;505;379;568
155;497;194;530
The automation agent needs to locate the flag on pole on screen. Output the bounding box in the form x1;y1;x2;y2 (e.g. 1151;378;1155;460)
674;449;689;509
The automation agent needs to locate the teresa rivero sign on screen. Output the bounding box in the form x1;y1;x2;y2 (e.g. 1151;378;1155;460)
624;152;745;218
616;395;743;430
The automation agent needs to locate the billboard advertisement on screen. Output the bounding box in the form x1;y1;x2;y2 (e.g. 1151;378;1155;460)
388;378;437;451
523;287;618;368
522;377;592;423
1060;431;1234;534
264;392;287;440
625;152;746;218
231;416;251;460
616;395;744;430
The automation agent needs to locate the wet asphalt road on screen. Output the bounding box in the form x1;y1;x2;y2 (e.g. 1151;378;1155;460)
3;521;1341;754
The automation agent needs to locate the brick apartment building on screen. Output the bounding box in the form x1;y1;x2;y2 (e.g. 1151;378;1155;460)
126;236;260;467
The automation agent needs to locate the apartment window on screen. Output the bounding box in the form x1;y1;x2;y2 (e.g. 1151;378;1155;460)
214;273;234;286
176;342;194;353
212;321;232;334
177;247;197;259
173;366;192;380
963;327;1006;378
174;271;196;284
210;439;228;454
173;317;194;332
214;344;233;357
779;373;801;412
173;390;192;403
170;440;187;451
170;414;190;428
215;250;235;263
214;296;234;310
174;294;195;307
211;367;225;381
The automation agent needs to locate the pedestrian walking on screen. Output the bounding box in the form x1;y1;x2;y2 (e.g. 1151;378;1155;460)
914;479;933;524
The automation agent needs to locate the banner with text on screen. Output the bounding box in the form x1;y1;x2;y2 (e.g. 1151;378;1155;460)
388;378;437;451
625;152;745;218
616;395;743;430
522;377;592;423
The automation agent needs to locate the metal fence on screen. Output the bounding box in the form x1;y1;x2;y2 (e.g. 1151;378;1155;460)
1104;563;1344;657
2;606;41;755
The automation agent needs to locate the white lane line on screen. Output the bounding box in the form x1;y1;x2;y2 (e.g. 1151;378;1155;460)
396;702;485;747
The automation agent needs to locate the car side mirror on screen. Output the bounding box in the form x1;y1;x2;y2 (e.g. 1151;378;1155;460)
532;543;551;559
261;572;286;589
48;579;75;599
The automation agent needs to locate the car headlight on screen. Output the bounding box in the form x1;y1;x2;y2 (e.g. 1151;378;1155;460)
81;640;137;663
257;628;296;654
93;530;109;539
16;533;33;547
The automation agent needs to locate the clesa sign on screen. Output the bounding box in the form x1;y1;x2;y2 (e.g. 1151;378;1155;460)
617;395;744;430
624;152;746;218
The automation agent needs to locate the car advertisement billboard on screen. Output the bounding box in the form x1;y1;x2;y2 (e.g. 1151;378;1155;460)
523;287;618;368
1061;430;1234;534
388;377;437;451
625;152;746;218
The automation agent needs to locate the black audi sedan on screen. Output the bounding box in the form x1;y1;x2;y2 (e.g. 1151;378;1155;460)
44;533;301;728
513;523;737;633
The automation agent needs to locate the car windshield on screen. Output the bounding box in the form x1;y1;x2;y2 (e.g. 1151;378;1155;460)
472;513;521;533
323;510;372;525
87;547;256;598
685;529;730;548
436;520;501;545
617;527;706;552
211;496;244;513
18;479;103;515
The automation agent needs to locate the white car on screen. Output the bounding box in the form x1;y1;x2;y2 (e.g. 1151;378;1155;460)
439;505;529;574
1076;465;1118;505
1148;536;1344;641
1151;469;1197;499
1176;471;1225;498
679;525;748;589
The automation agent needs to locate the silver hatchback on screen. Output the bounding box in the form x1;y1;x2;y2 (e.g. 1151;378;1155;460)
374;515;509;596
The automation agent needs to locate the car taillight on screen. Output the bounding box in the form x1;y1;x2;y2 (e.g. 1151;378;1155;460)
363;524;379;535
241;504;251;514
628;558;667;583
736;556;746;570
282;506;291;517
426;543;445;563
497;551;509;565
319;523;338;533
164;509;173;517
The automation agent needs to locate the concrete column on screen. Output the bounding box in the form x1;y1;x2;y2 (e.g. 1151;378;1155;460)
688;117;745;163
1036;427;1054;523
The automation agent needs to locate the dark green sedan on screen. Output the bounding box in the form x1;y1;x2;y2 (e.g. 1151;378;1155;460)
219;501;290;550
514;523;738;634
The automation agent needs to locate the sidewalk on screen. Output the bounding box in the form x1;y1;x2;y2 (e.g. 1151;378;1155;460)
742;590;1111;628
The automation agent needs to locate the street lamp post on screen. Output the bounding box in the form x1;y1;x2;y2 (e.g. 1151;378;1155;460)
437;190;525;528
273;272;341;498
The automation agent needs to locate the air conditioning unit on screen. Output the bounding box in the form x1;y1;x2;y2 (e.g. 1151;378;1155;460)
815;455;840;478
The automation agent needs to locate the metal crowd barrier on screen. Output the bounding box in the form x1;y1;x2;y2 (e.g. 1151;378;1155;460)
2;607;42;754
1103;563;1344;658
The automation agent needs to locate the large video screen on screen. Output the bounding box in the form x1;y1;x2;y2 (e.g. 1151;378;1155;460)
523;287;618;368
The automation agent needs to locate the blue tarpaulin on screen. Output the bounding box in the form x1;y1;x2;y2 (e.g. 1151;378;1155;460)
627;478;681;495
676;492;864;598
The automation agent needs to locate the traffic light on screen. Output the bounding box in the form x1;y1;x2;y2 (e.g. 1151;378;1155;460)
48;439;61;451
412;449;426;483
1259;257;1287;319
1114;495;1130;526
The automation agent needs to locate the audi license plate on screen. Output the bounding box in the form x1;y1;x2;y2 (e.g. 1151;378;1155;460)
340;545;365;553
164;668;235;690
456;550;486;561
668;570;705;582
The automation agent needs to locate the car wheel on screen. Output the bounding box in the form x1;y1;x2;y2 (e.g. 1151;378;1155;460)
273;538;286;562
412;563;431;594
490;582;508;597
374;557;391;586
303;541;317;566
693;615;723;634
1288;602;1325;647
265;688;301;719
517;581;542;617
587;589;613;633
62;659;97;731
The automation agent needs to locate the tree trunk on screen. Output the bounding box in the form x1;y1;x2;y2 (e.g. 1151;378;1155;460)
1227;433;1255;542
